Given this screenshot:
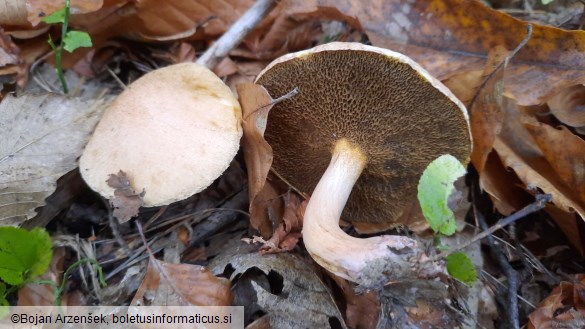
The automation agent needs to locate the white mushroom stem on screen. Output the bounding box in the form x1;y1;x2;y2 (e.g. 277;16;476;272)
303;139;422;283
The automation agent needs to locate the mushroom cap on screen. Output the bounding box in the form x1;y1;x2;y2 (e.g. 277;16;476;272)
80;62;242;207
255;42;471;227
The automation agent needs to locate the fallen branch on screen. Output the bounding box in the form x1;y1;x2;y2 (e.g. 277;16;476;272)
196;0;278;69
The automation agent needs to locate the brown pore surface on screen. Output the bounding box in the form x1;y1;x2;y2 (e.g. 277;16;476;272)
256;47;470;225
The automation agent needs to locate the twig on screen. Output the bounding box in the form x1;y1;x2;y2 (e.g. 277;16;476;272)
477;209;520;329
434;194;551;260
196;0;278;69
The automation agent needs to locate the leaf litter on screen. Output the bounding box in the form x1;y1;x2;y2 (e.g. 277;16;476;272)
3;0;585;328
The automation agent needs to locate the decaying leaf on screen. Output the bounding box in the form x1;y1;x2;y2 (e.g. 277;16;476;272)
0;0;28;25
210;242;347;329
115;0;254;40
237;82;277;236
457;45;510;173
131;257;232;306
18;247;65;306
0;93;107;226
106;170;144;223
244;193;305;254
26;0;105;26
282;0;585;106
547;84;585;129
528;274;585;329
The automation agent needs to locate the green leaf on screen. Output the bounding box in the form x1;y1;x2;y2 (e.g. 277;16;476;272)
41;8;66;24
0;227;53;285
0;282;7;319
63;31;93;53
446;252;477;285
417;154;466;236
541;0;554;4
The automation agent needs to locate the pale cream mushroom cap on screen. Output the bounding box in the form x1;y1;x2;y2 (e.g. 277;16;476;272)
79;63;242;206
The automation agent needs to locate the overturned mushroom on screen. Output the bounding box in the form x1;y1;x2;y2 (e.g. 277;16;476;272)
80;63;242;208
255;42;471;283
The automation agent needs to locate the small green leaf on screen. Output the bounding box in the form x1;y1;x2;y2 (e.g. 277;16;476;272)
446;252;477;285
0;282;7;318
63;31;93;53
417;154;466;235
0;227;53;285
41;8;66;24
541;0;554;4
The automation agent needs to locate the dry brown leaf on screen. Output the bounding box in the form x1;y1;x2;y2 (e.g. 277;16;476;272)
253;193;304;254
492;102;585;248
128;0;254;39
131;257;232;306
547;84;585;129
17;247;65;306
0;28;19;66
282;0;585;106
106;170;145;223
462;46;510;173
237;83;276;235
332;276;380;329
0;0;27;25
528;274;585;329
26;0;104;26
479;151;533;216
524;122;585;204
0;93;107;226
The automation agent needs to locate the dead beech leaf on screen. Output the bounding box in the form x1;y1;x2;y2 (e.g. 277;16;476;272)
210;243;347;329
106;170;145;223
462;46;511;173
528;274;585;329
237;83;276;235
131;257;232;306
547;84;585;129
26;0;105;26
246;193;304;254
0;28;19;66
524;122;585;204
479;151;533;216
18;247;65;306
0;0;27;25
130;0;254;39
0;94;106;226
282;0;585;106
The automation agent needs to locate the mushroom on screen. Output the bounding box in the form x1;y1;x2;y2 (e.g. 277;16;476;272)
255;42;471;283
80;62;242;207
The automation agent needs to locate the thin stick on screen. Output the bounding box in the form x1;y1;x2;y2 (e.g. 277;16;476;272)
434;193;551;260
196;0;277;69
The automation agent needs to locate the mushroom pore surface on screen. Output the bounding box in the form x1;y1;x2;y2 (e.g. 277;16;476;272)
256;44;471;226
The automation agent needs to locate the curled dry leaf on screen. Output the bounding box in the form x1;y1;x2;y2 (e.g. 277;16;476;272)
446;45;510;173
132;257;232;306
26;0;105;26
244;193;305;254
0;28;19;67
237;82;276;236
125;0;254;40
282;0;585;106
547;84;585;129
0;94;107;226
493;103;585;249
528;274;585;329
106;170;145;223
0;0;27;25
